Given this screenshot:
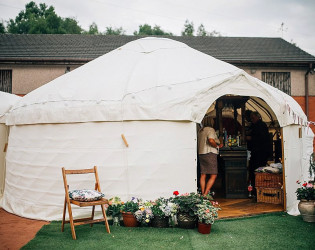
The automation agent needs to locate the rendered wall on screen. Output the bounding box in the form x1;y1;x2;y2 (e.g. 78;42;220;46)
243;67;315;96
0;64;81;95
243;67;315;142
2;120;197;220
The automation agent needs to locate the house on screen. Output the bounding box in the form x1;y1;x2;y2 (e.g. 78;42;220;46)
0;34;314;130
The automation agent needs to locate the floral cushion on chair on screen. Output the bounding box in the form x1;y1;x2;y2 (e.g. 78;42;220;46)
69;189;105;202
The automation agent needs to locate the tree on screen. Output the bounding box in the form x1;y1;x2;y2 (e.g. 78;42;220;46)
134;24;172;36
62;18;82;34
181;20;194;36
83;24;125;35
152;25;172;36
105;26;125;35
83;22;100;35
196;24;207;36
7;1;82;34
0;22;5;33
290;39;298;47
134;24;153;35
208;30;221;37
196;24;221;37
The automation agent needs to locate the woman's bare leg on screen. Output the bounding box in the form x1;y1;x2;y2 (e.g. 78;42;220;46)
200;174;207;195
204;174;217;195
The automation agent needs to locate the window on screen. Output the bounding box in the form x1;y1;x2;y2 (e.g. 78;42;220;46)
0;70;12;93
262;72;291;95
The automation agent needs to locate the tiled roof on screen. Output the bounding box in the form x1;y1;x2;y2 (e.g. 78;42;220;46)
0;34;314;64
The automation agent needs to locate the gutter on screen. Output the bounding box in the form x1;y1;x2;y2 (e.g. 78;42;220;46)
305;63;314;118
1;58;315;65
0;57;92;65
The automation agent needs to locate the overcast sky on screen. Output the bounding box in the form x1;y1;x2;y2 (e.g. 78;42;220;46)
1;0;314;56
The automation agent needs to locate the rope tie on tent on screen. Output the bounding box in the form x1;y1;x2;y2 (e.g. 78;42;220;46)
3;126;9;152
121;134;129;147
3;143;7;153
120;96;130;200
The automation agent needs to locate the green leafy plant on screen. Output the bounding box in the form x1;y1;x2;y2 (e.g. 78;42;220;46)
172;192;203;216
151;204;164;218
121;197;139;213
106;196;122;217
195;200;220;224
296;181;315;201
151;198;178;218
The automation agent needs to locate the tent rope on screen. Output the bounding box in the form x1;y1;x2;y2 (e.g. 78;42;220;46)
120;97;130;200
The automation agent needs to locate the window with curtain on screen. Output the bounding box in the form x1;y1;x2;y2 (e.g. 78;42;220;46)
0;70;12;93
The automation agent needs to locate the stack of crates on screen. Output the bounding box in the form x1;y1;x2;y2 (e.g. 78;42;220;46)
255;172;283;204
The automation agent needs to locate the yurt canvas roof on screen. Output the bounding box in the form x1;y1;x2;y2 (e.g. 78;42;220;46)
0;91;20;123
6;37;306;127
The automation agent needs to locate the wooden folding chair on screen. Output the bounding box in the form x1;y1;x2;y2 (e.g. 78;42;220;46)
61;166;110;239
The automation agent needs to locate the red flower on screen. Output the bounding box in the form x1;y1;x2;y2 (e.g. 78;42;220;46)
302;182;307;187
173;191;179;196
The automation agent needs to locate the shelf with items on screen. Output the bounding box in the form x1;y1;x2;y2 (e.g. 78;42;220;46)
215;95;249;147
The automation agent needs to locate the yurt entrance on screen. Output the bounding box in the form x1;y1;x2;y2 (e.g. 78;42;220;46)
197;95;285;218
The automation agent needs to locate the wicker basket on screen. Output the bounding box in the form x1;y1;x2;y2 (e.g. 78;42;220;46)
256;187;283;204
255;172;283;188
151;216;169;228
177;213;197;229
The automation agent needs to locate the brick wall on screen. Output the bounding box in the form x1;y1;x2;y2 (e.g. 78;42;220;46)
292;96;315;150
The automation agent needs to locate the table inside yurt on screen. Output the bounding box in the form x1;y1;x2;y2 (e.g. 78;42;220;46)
219;146;248;198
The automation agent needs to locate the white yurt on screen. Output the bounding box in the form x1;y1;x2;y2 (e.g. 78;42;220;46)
2;37;314;220
0;91;21;200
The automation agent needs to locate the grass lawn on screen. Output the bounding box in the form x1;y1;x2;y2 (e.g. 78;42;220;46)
22;213;315;250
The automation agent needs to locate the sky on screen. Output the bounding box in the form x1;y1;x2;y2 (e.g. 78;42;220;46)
0;0;315;56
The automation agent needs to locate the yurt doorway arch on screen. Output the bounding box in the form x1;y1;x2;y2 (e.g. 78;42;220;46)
198;94;285;218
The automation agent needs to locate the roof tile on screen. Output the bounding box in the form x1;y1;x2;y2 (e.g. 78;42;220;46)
0;34;314;63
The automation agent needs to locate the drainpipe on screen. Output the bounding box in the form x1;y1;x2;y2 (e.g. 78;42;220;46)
305;63;313;118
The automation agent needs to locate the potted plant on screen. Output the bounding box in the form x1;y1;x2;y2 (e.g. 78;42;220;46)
296;180;315;222
172;192;203;229
121;197;139;227
134;200;154;226
195;200;220;234
151;198;178;228
106;196;123;226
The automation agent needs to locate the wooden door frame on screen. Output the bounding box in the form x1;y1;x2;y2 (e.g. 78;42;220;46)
280;127;286;211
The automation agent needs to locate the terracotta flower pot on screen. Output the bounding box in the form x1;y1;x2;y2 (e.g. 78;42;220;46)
122;212;138;227
198;222;212;234
298;199;315;223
